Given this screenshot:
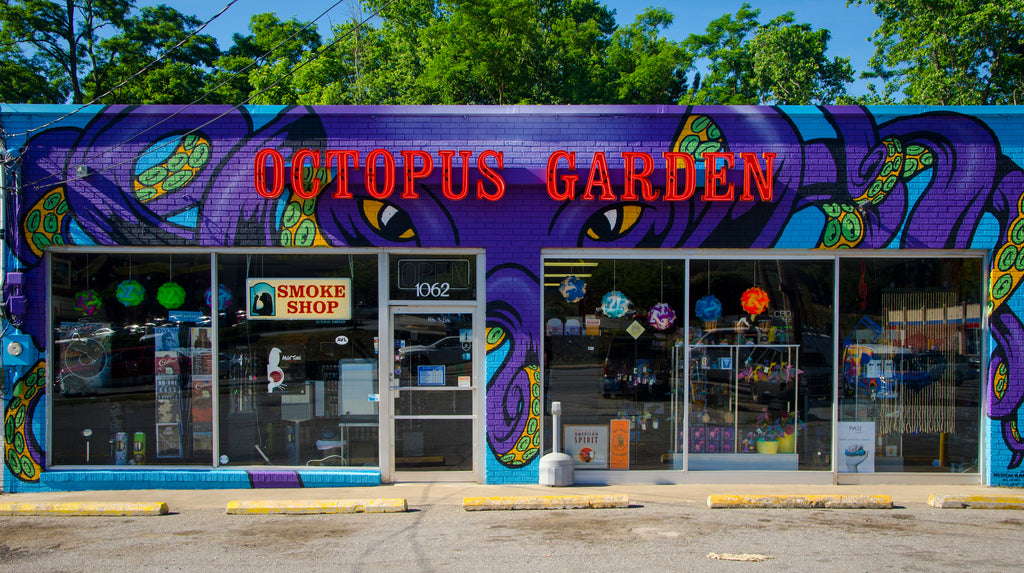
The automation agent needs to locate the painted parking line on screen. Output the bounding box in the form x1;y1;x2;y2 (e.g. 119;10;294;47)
707;494;893;509
462;494;629;511
225;498;408;515
0;501;169;516
928;494;1024;509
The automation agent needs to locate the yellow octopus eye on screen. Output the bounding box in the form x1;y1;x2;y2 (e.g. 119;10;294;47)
358;198;418;242
582;204;645;242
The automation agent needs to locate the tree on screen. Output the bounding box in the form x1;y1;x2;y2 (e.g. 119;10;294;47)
0;0;133;104
605;7;690;104
749;15;853;105
90;5;220;104
0;29;64;103
680;3;761;105
416;0;544;104
533;0;617;104
852;0;1024;105
213;13;322;105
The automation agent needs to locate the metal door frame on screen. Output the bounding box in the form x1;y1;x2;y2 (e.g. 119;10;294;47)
382;302;483;483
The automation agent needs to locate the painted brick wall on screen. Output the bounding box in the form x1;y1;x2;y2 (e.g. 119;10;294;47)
3;105;1024;490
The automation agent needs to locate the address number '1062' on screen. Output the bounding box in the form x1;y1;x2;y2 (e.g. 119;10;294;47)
416;282;451;298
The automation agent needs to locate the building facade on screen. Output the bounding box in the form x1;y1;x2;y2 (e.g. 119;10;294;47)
1;104;1021;492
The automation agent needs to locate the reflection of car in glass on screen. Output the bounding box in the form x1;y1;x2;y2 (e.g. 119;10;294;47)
915;351;980;385
843;344;931;398
401;336;467;365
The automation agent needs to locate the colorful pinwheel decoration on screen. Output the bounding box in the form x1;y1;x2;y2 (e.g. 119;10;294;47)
600;290;632;318
648;302;676;331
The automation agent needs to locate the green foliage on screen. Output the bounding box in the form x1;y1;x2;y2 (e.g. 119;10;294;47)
91;5;220;104
853;0;1024;104
606;7;690;104
750;17;853;105
682;4;851;105
0;0;133;104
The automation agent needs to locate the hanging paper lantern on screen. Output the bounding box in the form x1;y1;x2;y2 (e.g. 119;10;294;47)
741;287;770;315
157;282;186;309
694;295;723;322
205;283;233;311
115;280;146;307
648;302;676;331
74;289;102;316
558;275;586;303
600;290;632;318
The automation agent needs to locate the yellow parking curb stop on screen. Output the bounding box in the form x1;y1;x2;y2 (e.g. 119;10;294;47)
225;498;408;515
462;494;629;511
707;494;892;509
928;494;1024;509
0;501;169;516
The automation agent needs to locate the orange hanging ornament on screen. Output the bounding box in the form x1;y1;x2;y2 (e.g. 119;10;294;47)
741;286;769;315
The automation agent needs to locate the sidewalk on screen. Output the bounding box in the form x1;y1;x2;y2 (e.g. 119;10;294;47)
0;482;1009;511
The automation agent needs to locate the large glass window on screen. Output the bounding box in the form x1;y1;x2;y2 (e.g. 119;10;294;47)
838;257;982;474
50;250;380;468
50;252;212;465
686;259;834;471
217;253;379;467
543;255;834;473
544;258;686;470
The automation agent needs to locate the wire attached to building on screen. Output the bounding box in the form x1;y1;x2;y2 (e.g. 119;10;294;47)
1;0;242;139
20;0;378;196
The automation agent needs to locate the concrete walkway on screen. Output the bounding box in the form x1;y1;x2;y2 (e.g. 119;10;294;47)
0;482;1013;512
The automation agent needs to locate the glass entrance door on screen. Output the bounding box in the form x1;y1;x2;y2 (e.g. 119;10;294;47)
389;308;476;481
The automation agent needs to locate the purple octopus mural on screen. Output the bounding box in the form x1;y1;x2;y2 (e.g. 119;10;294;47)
3;104;1024;486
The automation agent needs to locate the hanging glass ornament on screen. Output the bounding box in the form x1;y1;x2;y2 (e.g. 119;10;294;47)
601;290;632;318
205;283;233;311
115;279;146;307
75;289;102;316
648;302;676;331
157;282;186;309
558;275;586;303
741;286;770;315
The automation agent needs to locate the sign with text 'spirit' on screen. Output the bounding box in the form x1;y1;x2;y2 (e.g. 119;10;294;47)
247;278;351;320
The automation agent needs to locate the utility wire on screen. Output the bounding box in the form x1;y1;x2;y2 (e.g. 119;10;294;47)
2;0;241;139
21;0;363;195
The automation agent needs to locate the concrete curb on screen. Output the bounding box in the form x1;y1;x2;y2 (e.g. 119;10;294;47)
225;498;408;515
462;494;629;511
0;501;169;516
928;494;1024;509
707;494;893;509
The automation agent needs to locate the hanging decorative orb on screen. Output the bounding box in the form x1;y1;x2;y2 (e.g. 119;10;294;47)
600;290;632;318
558;275;586;303
205;283;233;311
695;295;723;322
74;289;102;316
115;280;145;307
157;281;186;309
648;302;676;331
741;287;770;315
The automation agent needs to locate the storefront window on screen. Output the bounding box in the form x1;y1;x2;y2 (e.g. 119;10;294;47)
217;253;379;467
543;256;834;473
50;252;212;465
686;259;834;471
544;258;686;470
838;257;982;474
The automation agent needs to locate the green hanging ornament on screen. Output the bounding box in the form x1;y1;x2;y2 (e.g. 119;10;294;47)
157;281;186;309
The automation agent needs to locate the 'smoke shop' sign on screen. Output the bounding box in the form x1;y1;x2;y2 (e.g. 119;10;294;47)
247;278;352;320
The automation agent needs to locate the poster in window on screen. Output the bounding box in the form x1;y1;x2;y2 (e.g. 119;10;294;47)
564;425;608;469
838;421;875;473
609;419;630;469
156;422;181;458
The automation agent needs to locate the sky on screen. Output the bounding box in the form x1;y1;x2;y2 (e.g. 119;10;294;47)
139;0;882;96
